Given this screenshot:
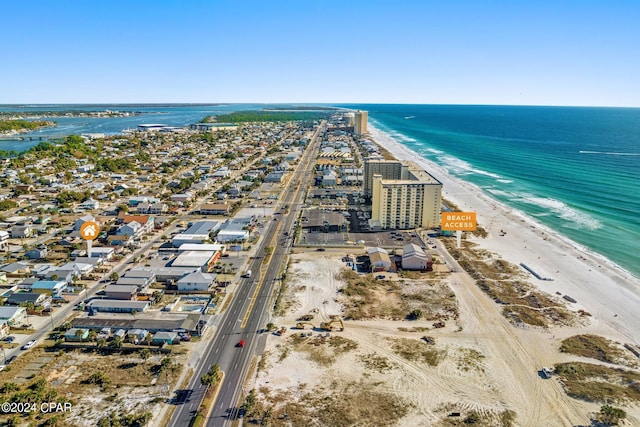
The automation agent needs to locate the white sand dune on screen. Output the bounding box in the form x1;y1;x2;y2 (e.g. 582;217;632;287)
368;123;640;345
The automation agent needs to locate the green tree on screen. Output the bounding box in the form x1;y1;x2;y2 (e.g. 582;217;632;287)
200;364;221;388
110;335;123;350
139;348;151;361
598;405;627;425
408;308;423;320
84;372;110;386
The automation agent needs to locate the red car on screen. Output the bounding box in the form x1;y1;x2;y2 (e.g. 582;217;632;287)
237;340;245;348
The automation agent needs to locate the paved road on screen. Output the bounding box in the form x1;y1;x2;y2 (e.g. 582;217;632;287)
167;122;324;427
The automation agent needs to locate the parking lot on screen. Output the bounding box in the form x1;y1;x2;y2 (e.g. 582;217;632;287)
300;229;426;249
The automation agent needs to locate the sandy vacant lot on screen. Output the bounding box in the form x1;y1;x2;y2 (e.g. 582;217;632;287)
247;250;639;426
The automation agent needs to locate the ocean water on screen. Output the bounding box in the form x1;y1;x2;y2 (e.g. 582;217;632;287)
3;103;639;279
341;104;640;279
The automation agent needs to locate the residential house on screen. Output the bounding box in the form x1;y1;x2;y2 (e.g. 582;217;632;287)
74;214;96;231
0;230;9;251
151;331;179;345
5;292;46;307
368;247;393;272
25;246;48;260
30;280;67;295
118;214;155;234
11;224;32;238
127;328;150;344
0;306;27;326
199;202;232;216
401;243;432;271
0;262;31;276
170;193;193;205
136;202;168;214
79;198;100;210
64;328;90;342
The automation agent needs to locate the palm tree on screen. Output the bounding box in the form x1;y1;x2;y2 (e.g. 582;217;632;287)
88;329;97;342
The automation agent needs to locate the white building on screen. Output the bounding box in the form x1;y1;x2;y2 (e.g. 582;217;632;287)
177;271;217;292
370;161;442;230
401;243;432;271
367;247;392;272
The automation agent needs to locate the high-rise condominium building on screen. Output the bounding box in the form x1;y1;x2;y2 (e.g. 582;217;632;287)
363;158;404;197
370;161;442;230
354;110;368;135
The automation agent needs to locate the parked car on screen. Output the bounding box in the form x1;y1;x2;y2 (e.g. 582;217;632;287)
1;336;15;343
22;340;36;350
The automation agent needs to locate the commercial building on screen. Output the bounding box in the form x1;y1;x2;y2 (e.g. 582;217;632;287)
301;210;348;233
172;250;219;272
172;221;220;247
105;284;138;300
86;299;150;314
370;161;442;230
216;217;251;242
354;110;368;136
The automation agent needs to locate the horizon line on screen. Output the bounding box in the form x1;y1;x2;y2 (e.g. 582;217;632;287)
1;102;639;109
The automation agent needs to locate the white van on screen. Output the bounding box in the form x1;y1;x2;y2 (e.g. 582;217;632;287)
243;270;252;278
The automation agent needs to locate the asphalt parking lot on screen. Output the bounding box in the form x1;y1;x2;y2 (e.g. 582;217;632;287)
300;229;426;249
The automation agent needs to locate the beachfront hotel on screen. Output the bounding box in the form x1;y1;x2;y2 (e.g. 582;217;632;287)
369;161;442;230
363;158;405;197
354;110;368;135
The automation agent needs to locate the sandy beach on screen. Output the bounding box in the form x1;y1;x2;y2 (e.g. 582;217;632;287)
368;123;640;345
246;124;640;426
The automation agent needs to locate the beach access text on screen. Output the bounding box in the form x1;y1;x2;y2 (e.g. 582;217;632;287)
441;212;477;231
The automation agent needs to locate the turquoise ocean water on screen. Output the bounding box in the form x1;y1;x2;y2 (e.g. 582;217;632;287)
2;103;639;279
341;104;640;279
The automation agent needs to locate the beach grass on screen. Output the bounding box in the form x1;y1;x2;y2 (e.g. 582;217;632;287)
560;335;631;365
443;239;576;328
389;337;444;367
555;362;640;403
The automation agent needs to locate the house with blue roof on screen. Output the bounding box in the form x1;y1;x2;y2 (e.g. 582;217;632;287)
30;280;67;295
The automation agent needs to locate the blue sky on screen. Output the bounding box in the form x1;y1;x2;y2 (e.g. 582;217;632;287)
2;0;639;106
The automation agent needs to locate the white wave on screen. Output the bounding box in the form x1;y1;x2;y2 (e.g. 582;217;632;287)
426;148;444;154
485;188;514;197
496;179;513;184
579;150;640;156
517;195;602;230
438;155;502;179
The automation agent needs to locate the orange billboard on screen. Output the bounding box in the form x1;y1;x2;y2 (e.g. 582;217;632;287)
441;212;477;231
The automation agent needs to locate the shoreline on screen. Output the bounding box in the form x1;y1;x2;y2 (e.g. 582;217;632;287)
367;123;640;343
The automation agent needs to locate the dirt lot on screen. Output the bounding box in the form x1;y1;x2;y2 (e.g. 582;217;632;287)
244;249;640;426
0;343;190;426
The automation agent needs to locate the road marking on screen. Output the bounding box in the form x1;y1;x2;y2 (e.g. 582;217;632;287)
240;222;282;329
